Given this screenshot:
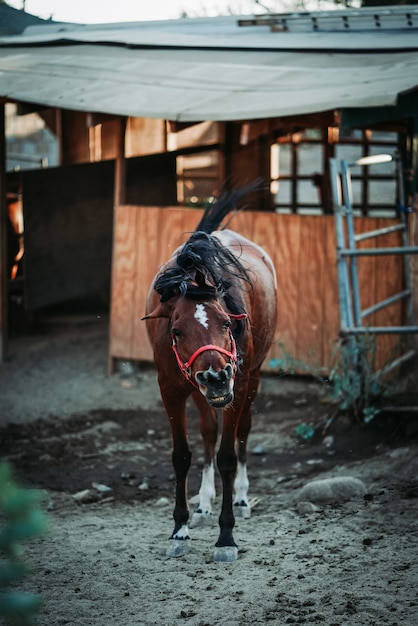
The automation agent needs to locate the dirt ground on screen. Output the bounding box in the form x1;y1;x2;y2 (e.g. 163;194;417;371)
1;314;418;626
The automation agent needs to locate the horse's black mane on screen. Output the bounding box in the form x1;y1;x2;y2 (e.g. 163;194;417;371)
154;185;258;317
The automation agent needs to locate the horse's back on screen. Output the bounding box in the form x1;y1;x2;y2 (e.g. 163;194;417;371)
213;229;276;288
214;229;277;367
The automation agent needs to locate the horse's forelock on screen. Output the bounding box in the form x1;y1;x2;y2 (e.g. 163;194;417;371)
154;231;252;313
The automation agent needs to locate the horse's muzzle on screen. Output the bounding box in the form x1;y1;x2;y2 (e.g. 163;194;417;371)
195;364;234;407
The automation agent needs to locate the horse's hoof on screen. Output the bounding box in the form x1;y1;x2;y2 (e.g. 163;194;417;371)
213;546;238;562
234;503;251;519
166;539;191;558
190;510;215;528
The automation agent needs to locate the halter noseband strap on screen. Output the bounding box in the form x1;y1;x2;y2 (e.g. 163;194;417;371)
171;312;246;388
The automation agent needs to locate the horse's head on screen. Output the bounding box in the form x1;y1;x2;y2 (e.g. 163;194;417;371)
144;297;246;408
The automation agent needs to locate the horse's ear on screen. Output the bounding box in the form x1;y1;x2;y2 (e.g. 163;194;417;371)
141;302;171;320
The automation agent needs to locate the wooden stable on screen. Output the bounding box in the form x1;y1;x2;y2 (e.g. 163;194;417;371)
2;107;416;375
1;6;418;377
109;204;405;373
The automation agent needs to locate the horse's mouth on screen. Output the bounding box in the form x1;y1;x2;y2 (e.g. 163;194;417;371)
207;393;234;408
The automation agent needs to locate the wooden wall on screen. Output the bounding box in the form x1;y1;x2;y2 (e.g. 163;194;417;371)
15;154;177;310
109;206;404;373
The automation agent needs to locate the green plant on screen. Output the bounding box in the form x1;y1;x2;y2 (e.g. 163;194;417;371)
0;462;46;625
327;335;385;423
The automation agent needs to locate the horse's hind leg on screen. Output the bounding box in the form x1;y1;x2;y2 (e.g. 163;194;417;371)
190;390;218;528
234;367;261;519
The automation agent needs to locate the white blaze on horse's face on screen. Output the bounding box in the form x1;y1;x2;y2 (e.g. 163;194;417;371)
194;304;235;407
194;303;209;329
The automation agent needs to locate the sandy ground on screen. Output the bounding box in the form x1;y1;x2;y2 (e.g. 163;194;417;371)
1;314;418;626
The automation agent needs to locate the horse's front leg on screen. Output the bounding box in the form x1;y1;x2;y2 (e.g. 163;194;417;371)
161;389;192;557
214;406;239;562
190;390;218;528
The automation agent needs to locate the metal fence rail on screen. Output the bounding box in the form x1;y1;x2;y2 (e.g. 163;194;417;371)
330;156;418;366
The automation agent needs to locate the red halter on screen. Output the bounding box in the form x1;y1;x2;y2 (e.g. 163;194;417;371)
171;312;247;388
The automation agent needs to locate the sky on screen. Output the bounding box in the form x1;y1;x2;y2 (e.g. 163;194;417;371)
7;0;280;23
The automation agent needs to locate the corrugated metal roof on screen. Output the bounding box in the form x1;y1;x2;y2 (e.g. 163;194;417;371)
0;9;417;122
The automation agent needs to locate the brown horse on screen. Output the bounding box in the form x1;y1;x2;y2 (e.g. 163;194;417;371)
143;189;277;562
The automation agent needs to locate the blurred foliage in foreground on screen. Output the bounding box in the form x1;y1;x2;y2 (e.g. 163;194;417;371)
0;462;46;625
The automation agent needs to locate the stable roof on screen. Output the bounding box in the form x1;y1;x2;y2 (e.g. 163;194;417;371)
0;6;417;122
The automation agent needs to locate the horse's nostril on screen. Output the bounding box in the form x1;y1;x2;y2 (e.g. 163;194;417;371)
196;364;233;386
195;371;206;385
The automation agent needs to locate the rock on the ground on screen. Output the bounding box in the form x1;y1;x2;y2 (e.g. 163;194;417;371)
294;476;367;503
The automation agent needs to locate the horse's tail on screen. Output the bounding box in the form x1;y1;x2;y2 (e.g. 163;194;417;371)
194;180;263;234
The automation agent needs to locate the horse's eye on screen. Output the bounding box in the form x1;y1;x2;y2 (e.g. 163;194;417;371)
222;320;231;330
172;328;182;338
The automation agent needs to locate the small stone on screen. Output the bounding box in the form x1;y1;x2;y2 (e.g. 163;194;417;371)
72;489;100;503
252;445;266;455
120;378;138;389
155;497;170;507
295;476;367;504
92;482;112;493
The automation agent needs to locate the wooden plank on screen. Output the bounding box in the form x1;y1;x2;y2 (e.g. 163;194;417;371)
228;210;254;240
274;214;302;366
251;211;278;370
109;205;138;359
295;215;327;370
322;216;340;369
131;206;160;361
355;217;377;328
179;208;202;243
374;218;404;370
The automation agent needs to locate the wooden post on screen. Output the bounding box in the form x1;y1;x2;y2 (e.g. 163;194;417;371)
0;103;8;362
113;117;127;208
108;116;127;374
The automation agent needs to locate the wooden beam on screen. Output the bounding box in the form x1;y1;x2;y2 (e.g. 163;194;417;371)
109;116;127;374
0;104;8;361
113;117;127;208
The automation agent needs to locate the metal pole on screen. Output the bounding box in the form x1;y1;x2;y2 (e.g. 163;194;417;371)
341;160;362;327
330;158;354;331
340;246;418;256
342;326;418;334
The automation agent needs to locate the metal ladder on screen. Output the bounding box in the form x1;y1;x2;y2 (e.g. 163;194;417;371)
330;155;418;374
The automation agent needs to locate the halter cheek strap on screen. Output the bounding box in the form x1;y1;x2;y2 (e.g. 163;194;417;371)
171;312;247;388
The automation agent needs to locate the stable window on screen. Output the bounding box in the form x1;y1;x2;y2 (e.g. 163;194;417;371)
167;121;220;207
271;128;399;216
